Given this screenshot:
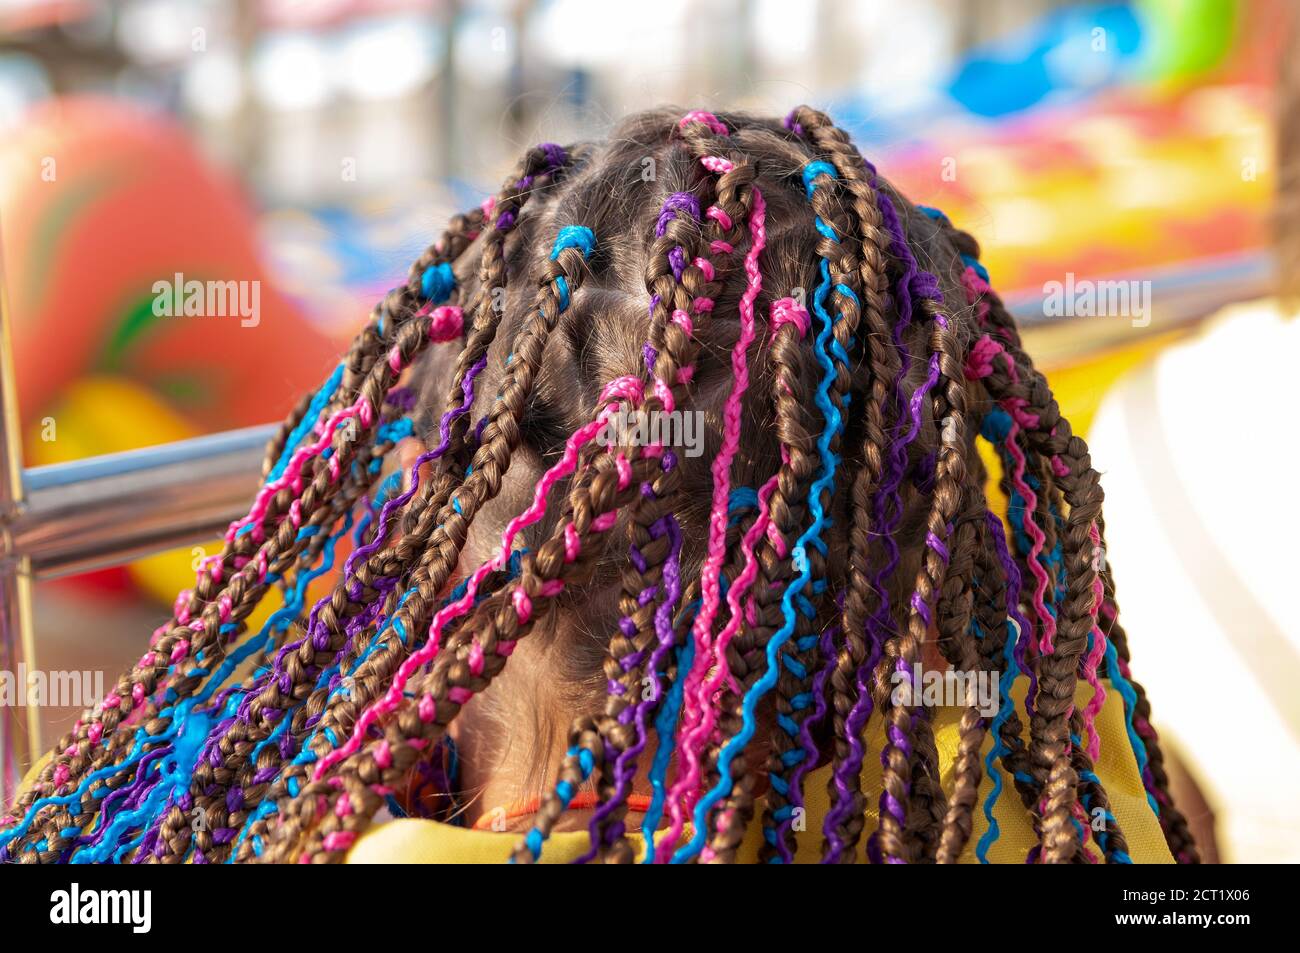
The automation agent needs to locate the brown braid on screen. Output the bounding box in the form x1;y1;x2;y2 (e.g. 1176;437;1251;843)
970;507;1040;817
933;485;992;863
713;297;822;861
783;108;901;864
577;123;752;862
974;340;1100;863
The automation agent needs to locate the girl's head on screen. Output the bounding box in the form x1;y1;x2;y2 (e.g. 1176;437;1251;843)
3;107;1197;865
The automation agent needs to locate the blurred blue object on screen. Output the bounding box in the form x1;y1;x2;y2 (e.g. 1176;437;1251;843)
949;3;1144;116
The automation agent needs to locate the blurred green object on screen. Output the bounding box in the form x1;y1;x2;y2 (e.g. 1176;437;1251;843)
1138;0;1238;82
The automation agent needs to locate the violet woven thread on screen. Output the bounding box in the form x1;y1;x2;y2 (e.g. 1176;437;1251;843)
579;507;683;859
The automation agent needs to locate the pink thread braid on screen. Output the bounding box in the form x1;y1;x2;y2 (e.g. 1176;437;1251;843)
680;186;766;713
228;396;375;544
667;306;799;858
691;471;779;862
679;110;729;136
969;333;1100;762
659;186;770;857
1080;521;1109;762
971;338;1056;657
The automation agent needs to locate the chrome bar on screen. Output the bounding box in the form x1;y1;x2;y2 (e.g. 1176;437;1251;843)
1;226;38;801
4;425;275;581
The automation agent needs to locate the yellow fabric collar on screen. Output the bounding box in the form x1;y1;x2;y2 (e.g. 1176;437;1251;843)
347;680;1174;864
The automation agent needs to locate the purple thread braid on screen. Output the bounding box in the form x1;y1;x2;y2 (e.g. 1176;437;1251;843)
860;177;924;691
668;246;687;281
869;656;916;865
345;351;487;587
578;505;684;861
822;609;887;861
866;352;942;863
135;790;186;862
579;280;688;857
539;142;566;170
497;143;566;230
335;357;486;620
656;193;701;236
80;745;170;855
842;173;948;865
775;620;838;861
820;536;887;861
97;745;168;831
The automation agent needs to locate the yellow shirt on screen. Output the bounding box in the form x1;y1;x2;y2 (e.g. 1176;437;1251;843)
18;681;1171;863
348;681;1172;864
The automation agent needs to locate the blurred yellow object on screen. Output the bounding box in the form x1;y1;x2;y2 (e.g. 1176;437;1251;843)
22;375;282;631
24;375;196;466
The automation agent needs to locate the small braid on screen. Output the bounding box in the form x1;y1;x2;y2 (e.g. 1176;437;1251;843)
780;125;899;863
933;486;992;863
696;311;819;862
760;154;861;863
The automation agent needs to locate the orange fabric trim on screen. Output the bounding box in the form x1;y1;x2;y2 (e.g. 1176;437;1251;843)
471;793;653;830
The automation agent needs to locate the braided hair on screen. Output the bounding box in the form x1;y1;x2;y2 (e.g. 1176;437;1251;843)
1;107;1195;864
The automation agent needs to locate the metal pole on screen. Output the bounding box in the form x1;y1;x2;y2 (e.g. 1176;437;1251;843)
6;424;274;580
0;225;38;803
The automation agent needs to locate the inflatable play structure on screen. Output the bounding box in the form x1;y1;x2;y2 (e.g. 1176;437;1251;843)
0;98;344;600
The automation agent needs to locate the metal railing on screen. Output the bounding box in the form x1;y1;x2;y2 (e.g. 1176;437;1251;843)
0;244;1274;805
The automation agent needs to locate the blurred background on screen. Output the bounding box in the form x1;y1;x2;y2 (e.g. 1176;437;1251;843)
1;0;1294;861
